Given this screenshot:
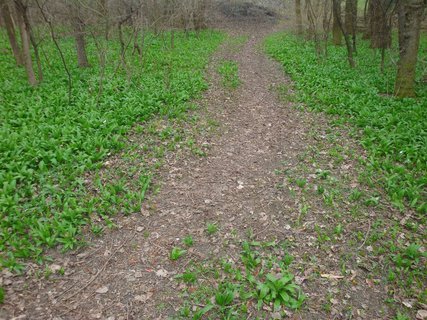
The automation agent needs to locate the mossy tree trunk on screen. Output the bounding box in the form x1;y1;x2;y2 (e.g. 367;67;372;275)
395;0;426;97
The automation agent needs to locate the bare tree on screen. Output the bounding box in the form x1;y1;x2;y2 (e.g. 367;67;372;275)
395;0;426;97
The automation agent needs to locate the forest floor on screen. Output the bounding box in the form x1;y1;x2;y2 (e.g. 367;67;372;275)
1;21;422;320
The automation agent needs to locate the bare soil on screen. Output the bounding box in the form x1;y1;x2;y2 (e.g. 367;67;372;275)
1;21;415;320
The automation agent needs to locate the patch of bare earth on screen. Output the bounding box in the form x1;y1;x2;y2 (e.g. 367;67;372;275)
2;21;420;320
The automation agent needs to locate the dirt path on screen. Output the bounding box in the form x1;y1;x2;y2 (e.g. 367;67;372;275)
3;23;394;320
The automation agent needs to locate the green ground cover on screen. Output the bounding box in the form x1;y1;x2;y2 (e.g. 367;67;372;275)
265;33;427;214
0;30;224;270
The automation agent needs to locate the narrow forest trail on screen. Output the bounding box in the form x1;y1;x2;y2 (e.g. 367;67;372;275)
3;22;393;320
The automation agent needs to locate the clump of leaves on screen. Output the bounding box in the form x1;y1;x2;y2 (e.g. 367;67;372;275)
253;273;305;311
0;287;4;304
217;60;240;88
174;241;305;318
393;243;425;269
296;178;307;188
215;283;235;307
206;222;219;235
170;247;187;261
182;235;194;247
176;270;198;284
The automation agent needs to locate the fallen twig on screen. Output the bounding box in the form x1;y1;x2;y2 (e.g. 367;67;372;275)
357;221;371;251
61;232;136;301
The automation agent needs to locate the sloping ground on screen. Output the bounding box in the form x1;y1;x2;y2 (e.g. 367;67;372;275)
1;22;423;320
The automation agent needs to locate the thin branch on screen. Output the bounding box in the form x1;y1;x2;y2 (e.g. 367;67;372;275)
35;0;73;104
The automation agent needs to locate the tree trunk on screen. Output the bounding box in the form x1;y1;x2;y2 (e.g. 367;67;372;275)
193;0;207;31
345;0;357;52
99;0;109;40
333;0;355;67
20;2;43;82
370;0;392;49
73;17;90;68
363;0;372;39
1;0;23;65
322;0;333;56
305;0;321;55
395;0;426;97
295;0;303;35
333;0;342;45
14;0;37;86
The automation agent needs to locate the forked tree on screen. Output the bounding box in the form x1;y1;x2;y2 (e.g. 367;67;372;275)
332;0;355;67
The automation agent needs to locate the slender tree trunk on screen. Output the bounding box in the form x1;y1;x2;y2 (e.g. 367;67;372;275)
363;0;372;39
21;3;43;82
395;0;426;97
322;0;333;57
73;17;90;68
1;0;23;65
305;0;321;56
35;0;72;102
333;0;343;45
370;0;391;49
345;0;357;52
99;0;109;40
295;0;303;35
14;0;37;86
194;0;207;31
333;0;355;67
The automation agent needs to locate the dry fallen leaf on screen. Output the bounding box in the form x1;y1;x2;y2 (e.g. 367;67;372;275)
402;299;416;308
134;291;153;303
95;286;109;294
49;264;62;273
155;269;168;278
320;274;344;280
416;310;427;320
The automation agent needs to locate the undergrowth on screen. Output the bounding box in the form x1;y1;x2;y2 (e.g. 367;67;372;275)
0;30;224;270
173;241;305;319
265;33;427;214
218;59;240;88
